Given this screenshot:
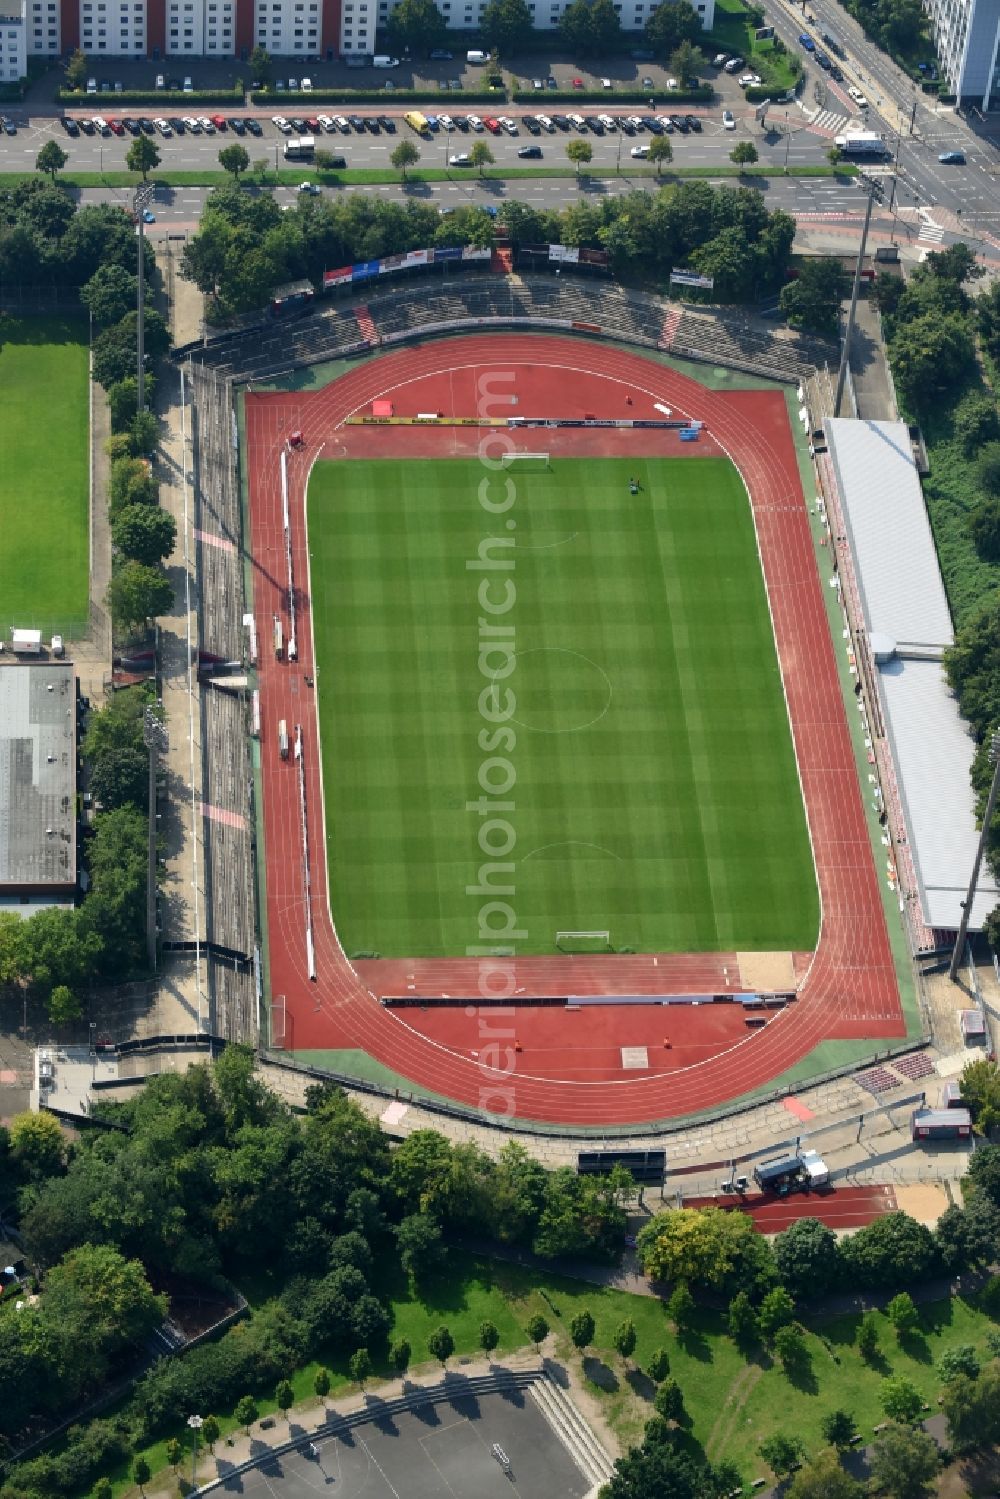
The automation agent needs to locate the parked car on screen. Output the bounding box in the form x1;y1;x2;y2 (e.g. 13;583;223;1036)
669;114;689;132
182;76;193;92
168;116;185;132
722;109;736;129
230;116;246;134
78;117;95;133
62;116;80;135
724;56;745;71
153;116;172;136
139;117;156;134
712;52;729;66
684;114;702;131
467;114;484;130
379;114;396;132
430;47;453;59
246;117;263;136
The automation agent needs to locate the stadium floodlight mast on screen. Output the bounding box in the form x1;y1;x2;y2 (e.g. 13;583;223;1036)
187;1414;204;1489
133;182;155;413
949;727;1000;982
834;172;883;415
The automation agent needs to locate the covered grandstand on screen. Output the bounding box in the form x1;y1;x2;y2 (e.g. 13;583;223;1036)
825;418;998;933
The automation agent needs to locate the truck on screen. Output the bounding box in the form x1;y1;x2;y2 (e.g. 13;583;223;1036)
834;132;888;157
753;1149;830;1193
283;134;315;159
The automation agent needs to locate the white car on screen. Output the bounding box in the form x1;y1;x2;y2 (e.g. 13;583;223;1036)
630;143;649;157
724;56;745;72
439;113;454;129
602;76;613;88
569;113;586;129
467;114;484;131
449;151;472;165
300;76;313;91
297;180;319;193
316;113;334;131
537;114;555;131
334;115;350;132
598;113;616;130
848;85;869;108
628;115;645;130
153;116;172;135
738;72;762;87
499;116;517;133
664;77;679;89
722;109;736;129
272;115;292;133
183;115;200;131
199;115;216;133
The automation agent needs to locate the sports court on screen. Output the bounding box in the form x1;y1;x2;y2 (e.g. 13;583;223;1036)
308;454;817;960
225;1392;589;1499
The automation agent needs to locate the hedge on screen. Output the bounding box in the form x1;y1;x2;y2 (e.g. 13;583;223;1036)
511;84;714;104
58;85;244;105
250;87;500;105
744;85;798;103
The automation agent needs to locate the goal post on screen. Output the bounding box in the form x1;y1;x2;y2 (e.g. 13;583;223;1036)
500;452;551;471
556;930;612;953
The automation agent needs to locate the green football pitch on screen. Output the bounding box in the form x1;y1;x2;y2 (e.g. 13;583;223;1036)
0;317;90;632
307;456;818;959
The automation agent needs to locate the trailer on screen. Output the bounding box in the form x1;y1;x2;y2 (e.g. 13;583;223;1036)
11;628;42;655
278;719;289;760
911;1107;972;1141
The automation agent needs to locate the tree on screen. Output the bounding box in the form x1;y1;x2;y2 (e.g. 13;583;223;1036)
391;138;420;181
773;1323;808;1375
395;1212;446;1282
637;1207;776;1296
36;140;70;182
275;1377;294;1419
787;1448;862;1499
613;1319;637;1366
470;140;495;177
570;1309;595;1352
968;495;1000;564
391;1338;411;1373
653;1377;685;1422
758;1432;804;1478
889;311;973;411
235;1395;259;1433
9;1110;66;1178
428;1325;454;1366
648;135;674;177
349;1348;373;1387
88;746;148;813
249;44;270;83
758;1286;796;1339
130;409;159;458
566;139;593;177
602;1442;710;1499
886;1292;919;1341
559;0;621;55
112;504;176;567
219;144;251;179
527;1314;549;1350
958;1058;1000;1133
387;0;447;53
109;456;157;516
869;1423;940;1499
134;1457;151;1494
839;1212;938;1289
83;265;140;326
65;47;88;90
480;0;533;54
939;1344;980;1382
165;1437;183;1471
669;40;701;83
314;1367;331;1399
107;561;173;633
880;1374;924;1425
954;388;1000;456
645;0;702;57
773;1218;840;1301
647;1347;671;1381
667;1283;695;1333
47;984;83;1025
201;1415;220;1453
730;140;759;170
942;1363;1000;1453
727;1290;758;1346
479;1319;500;1355
126;136;160;182
95;1479;114;1499
780;258;849;336
822;1409;858;1449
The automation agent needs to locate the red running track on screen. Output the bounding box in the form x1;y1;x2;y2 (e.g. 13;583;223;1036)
685;1184;898;1232
243;334;904;1126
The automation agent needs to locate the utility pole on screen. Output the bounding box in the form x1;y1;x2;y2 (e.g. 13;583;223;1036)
143;705;168;972
188;1415;203;1490
949;729;1000;981
834;173;882;415
133;181;155;412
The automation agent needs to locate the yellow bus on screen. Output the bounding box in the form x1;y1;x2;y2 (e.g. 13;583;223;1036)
403;110;431;137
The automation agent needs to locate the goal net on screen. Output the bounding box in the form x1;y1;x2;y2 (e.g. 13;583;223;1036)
556;930;612;953
500;452;551;471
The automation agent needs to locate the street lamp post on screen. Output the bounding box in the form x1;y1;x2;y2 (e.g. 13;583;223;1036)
949;728;1000;981
133;182;155;413
834;172;882;415
143;706;168;972
188;1415;204;1490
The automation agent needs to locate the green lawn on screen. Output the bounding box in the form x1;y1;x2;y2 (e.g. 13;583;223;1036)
307;455;818;958
0;316;90;633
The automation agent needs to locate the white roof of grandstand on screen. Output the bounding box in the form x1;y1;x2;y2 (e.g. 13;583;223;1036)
826;419;954;652
877;657;999;930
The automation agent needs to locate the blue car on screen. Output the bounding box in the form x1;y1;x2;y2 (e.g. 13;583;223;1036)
799;32;815;49
939;150;965;164
425;114;440;131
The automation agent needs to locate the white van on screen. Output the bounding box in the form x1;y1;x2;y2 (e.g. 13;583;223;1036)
373;55;399;67
466;49;488;63
86;76;97;93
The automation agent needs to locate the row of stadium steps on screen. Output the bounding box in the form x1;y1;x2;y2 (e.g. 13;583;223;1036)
189;368;258;1042
671;307;835;384
529;1375;616;1491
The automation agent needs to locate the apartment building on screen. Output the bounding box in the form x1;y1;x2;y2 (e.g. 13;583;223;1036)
23;0;711;63
0;0;26;82
924;0;1000;105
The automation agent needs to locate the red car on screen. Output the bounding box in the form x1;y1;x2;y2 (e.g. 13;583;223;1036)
483;116;502;133
305;116;321;131
108;117;124;134
572;77;584;88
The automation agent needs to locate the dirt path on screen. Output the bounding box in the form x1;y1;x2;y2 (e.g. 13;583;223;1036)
705;1363;762;1464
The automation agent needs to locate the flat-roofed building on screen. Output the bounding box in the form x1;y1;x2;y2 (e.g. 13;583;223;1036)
0;660;77;911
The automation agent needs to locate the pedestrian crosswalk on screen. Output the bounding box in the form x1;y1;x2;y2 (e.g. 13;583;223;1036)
918;221;946;243
810;108;851;136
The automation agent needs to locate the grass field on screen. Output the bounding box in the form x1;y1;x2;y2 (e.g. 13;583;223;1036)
0;316;90;633
308;455;818;959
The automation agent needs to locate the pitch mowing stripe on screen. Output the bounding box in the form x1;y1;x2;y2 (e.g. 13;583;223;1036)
307;456;818;959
